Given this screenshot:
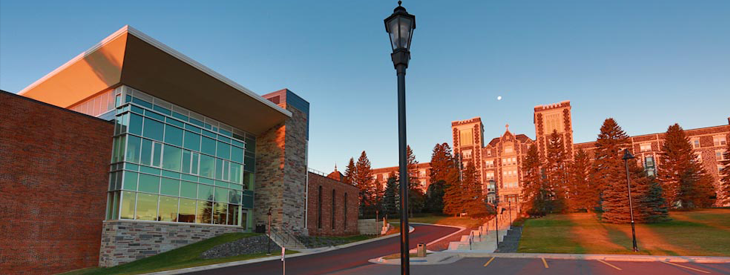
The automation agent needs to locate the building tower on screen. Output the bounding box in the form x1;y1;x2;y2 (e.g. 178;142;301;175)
451;117;485;187
534;101;574;160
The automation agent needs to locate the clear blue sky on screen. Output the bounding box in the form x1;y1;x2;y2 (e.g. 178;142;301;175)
2;0;729;172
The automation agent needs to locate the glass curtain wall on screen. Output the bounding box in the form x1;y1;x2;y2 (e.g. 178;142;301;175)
105;87;256;229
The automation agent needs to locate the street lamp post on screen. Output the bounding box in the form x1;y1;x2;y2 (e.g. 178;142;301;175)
267;207;272;255
384;2;416;275
623;149;639;252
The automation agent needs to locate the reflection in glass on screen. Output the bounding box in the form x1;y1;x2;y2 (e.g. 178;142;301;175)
227;204;239;226
138;174;160;193
201;137;216;156
162;145;182;171
143;118;164;141
165;125;183;146
126;135;141;163
160;178;179;196
199;155;215;178
159;196;179;222
179;198;196;223
123;171;138;191
214;203;227;225
184;131;201;151
140;139;152;166
137;193;159;221
197;200;213;224
129;113;143;135
120;191;136;219
180;181;197;199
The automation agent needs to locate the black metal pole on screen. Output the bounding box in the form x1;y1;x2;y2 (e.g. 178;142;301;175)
267;208;272;255
624;158;639;252
396;63;410;275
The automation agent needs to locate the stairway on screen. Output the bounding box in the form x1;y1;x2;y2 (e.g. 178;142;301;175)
494;226;522;253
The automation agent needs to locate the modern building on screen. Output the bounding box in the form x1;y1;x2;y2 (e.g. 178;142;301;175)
0;25;333;273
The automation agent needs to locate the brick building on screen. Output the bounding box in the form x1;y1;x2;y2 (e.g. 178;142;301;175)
0;25;346;272
576;121;730;204
0;91;113;274
373;100;729;210
371;162;432;192
306;172;359;236
483;125;534;205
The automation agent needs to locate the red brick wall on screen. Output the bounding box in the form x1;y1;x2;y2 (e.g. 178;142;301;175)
306;172;359;236
0;91;113;274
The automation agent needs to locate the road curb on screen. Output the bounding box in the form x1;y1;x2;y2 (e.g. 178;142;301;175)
449;252;730;264
143;226;416;275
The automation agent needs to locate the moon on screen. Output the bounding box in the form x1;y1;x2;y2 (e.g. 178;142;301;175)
497;96;502;101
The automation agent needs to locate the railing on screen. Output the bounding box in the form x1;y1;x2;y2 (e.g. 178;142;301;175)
308;168;328;177
270;227;307;249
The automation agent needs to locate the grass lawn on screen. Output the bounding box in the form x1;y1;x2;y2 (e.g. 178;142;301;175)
518;209;730;256
61;233;298;275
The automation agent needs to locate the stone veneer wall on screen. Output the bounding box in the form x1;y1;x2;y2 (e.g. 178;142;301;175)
255;90;309;234
99;220;243;267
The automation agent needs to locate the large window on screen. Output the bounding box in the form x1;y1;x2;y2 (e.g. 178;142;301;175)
106;87;253;228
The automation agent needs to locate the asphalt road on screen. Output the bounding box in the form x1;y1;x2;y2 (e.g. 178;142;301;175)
186;224;459;275
337;257;730;275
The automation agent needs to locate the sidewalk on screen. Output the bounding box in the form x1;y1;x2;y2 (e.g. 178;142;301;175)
371;251;730;265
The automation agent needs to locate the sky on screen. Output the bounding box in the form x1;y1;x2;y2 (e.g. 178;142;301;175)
1;0;729;172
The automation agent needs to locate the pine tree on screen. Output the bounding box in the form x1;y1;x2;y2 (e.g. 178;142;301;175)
443;154;464;216
463;161;487;216
343;158;355;185
593;118;629;215
640;179;670;223
404;145;425;214
426;143;454;214
353;151;376;215
520;145;544;215
425;181;445;213
720;142;730;205
659;124;715;209
602;156;650;224
383;172;398;215
568;149;594;212
545;130;568;213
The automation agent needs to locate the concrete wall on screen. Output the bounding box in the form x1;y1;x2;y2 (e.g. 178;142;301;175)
98;220;243;267
307;173;359;236
0;91;113;274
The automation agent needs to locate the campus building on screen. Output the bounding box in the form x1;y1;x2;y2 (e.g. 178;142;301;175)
443;100;729;208
372;163;432;193
372;100;728;209
0;26;362;274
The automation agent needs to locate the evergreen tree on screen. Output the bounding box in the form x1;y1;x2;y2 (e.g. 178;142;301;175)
721;142;730;206
545;130;568;213
463;161;488;216
640;178;670;223
426;143;454;214
425;181;445;213
568;149;594;212
593;118;629;214
602;156;645;223
383;172;398;215
520;145;544;215
343;158;356;185
443;154;465;216
404;146;425;214
659;124;715;208
353;151;376;215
